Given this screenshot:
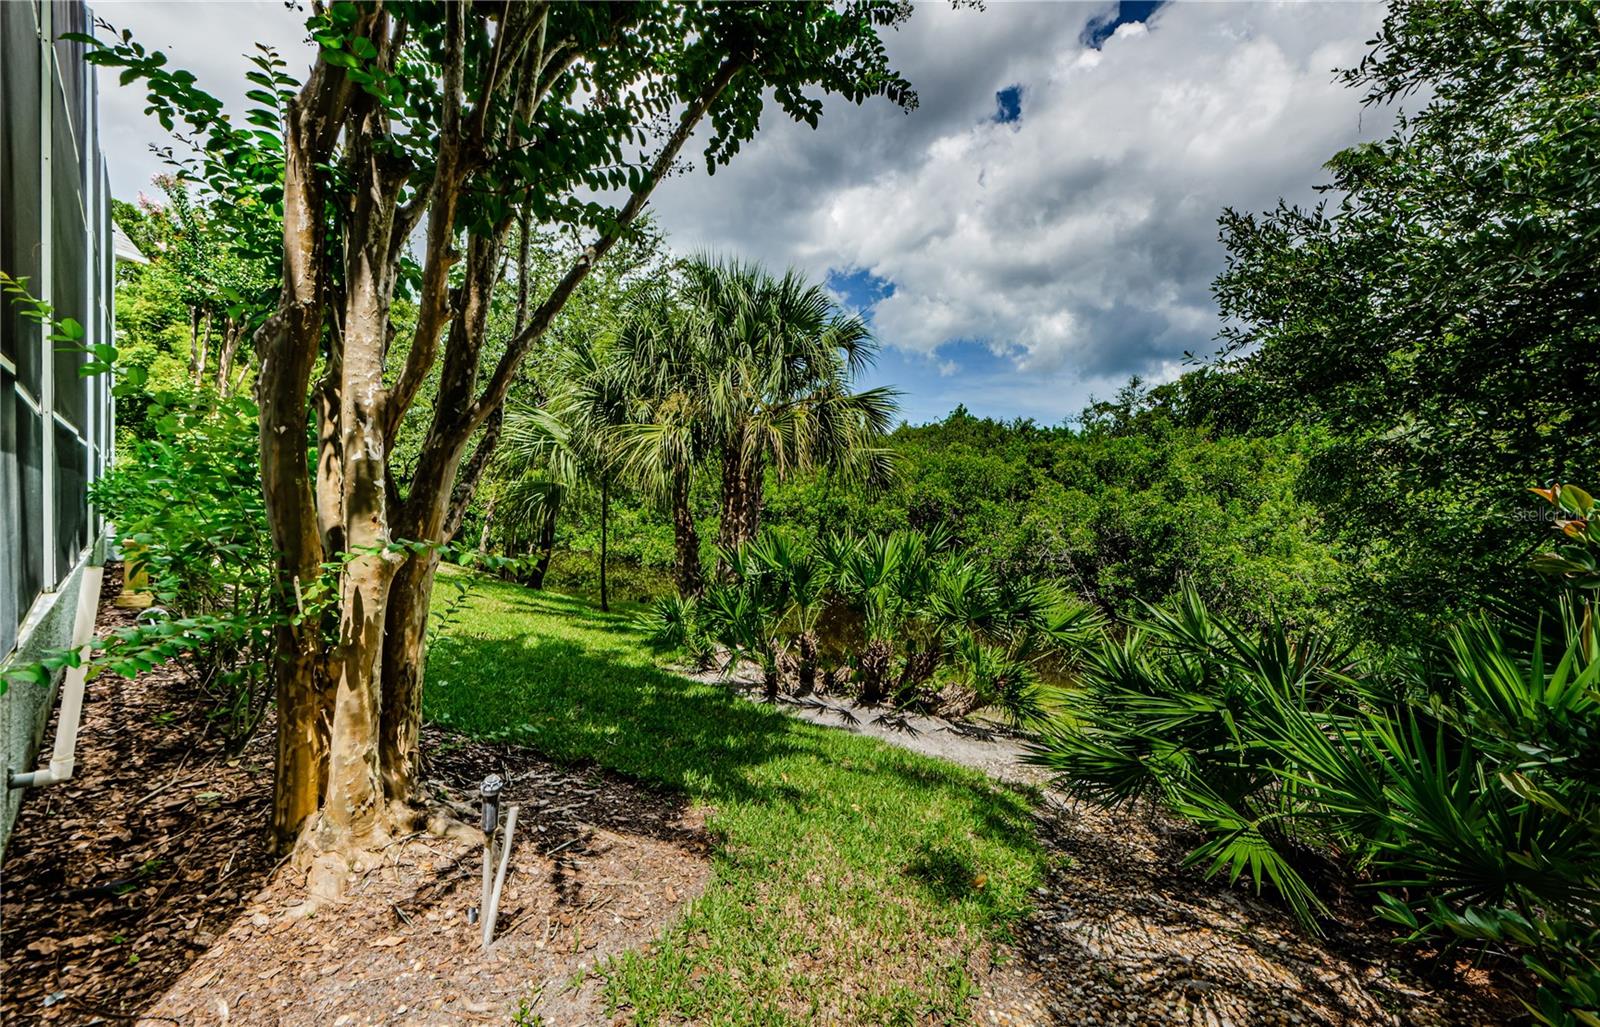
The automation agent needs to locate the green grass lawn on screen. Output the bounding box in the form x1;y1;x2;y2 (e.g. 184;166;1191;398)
423;567;1046;1025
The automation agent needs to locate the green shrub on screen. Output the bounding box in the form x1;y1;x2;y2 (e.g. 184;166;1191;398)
1028;486;1600;1024
644;526;1102;721
87;393;279;745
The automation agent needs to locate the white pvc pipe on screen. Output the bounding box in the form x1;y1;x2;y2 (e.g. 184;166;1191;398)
483;804;519;948
10;562;105;789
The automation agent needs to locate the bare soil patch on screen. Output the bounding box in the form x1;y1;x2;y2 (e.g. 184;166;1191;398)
141;731;708;1027
2;567;710;1026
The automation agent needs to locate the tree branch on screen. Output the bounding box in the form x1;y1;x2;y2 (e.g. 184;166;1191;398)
467;55;746;431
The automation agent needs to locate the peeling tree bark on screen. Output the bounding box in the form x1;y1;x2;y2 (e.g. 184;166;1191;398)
257;61;352;853
375;55;744;806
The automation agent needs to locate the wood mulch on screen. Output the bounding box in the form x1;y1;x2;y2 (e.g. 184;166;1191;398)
1;565;710;1026
973;798;1527;1027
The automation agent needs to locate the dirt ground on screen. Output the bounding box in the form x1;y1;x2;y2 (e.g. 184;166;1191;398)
1;569;709;1026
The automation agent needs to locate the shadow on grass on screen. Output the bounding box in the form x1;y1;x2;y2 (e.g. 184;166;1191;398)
425;574;1041;863
429;633;835;812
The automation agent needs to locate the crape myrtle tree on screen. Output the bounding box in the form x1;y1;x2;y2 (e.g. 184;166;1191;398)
86;0;916;863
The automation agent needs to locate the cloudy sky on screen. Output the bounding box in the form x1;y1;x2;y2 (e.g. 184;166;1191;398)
98;1;1392;426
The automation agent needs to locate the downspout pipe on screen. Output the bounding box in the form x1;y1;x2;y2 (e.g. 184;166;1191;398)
8;561;106;790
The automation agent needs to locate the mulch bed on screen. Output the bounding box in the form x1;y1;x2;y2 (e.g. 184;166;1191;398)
2;564;281;1024
2;564;711;1025
975;798;1528;1027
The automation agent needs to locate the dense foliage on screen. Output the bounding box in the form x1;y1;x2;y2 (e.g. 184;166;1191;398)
1029;485;1600;1025
1212;0;1600;641
648;525;1103;721
85;395;280;744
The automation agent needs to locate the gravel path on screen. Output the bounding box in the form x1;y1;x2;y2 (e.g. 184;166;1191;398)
701;671;1519;1027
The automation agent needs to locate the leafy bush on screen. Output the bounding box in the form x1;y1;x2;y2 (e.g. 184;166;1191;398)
1028;483;1600;1025
86;394;279;745
648;526;1103;722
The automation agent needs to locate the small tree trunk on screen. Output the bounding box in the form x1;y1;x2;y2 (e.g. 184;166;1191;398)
527;502;557;589
858;639;891;706
763;662;779;702
796;631;817;696
743;448;765;543
188;305;202;378
476;497;495;552
599;482;610;612
671;466;703;597
195;308;214;386
216;317;245;396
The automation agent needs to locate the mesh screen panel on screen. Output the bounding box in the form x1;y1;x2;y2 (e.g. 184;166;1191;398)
53;420;87;569
51;77;88;431
0;368;17;655
15;402;45;617
1;2;43;392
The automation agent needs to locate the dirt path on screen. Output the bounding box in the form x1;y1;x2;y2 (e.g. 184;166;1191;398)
707;673;1521;1027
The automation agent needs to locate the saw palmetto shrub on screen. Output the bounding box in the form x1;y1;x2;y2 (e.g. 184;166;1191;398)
1028;484;1600;1026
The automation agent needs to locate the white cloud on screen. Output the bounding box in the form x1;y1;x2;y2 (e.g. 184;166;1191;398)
650;1;1393;419
92;1;1393;422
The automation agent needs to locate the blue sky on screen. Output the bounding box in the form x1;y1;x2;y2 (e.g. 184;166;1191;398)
99;2;1391;429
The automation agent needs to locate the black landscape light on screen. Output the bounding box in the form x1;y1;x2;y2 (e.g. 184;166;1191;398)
480;773;504;833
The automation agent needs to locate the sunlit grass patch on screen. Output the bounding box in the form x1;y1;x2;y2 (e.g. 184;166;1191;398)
425;566;1044;1025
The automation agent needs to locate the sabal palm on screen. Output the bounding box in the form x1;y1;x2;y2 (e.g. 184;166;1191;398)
611;286;713;596
684;257;899;558
499;338;629;611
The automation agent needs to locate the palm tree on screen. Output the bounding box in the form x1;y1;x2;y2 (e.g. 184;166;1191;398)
613;260;897;594
498;338;630;611
701;535;792;701
752;530;831;695
611;286;713;597
690;258;900;564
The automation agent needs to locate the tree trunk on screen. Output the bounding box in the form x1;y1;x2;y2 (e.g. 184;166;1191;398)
318;106;406;849
194;308;214;387
671;466;703;597
743;448;765;543
258;69;350;853
378;234;500;806
717;444;741;556
528;501;557;589
763;662;779;702
216;316;245;396
795;630;817;696
857;638;891;706
374;51;744;808
716;440;765;565
599;482;610;613
476;497;495;553
187;305;201;379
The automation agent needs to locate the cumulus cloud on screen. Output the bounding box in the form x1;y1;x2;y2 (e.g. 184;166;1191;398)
651;1;1393;421
94;2;1392;423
